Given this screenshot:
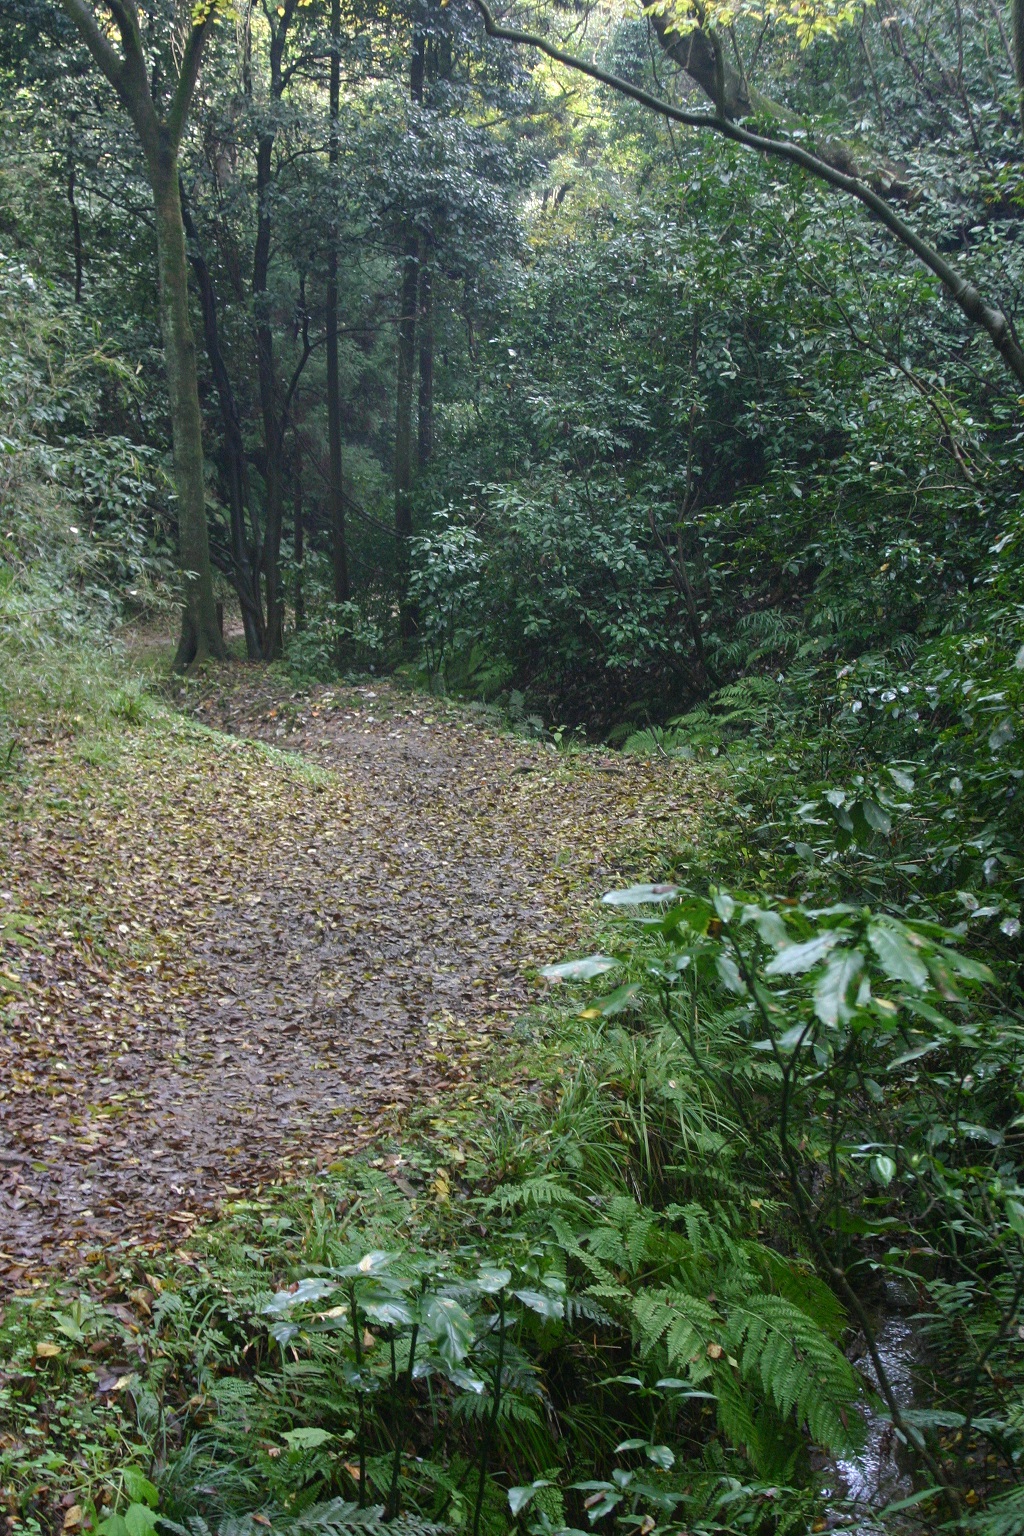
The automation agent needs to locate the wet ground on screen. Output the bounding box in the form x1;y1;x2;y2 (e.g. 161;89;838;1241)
0;676;697;1281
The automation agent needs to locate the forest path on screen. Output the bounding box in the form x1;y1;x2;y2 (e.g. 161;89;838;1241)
0;674;698;1281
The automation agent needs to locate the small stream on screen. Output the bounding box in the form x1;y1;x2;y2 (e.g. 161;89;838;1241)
824;1285;919;1530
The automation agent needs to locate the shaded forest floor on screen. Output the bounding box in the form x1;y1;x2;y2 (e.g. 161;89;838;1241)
0;672;700;1284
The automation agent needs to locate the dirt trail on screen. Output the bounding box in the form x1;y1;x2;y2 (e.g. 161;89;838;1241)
0;676;698;1280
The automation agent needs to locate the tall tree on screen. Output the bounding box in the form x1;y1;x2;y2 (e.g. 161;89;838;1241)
58;0;227;667
326;0;350;625
393;24;426;645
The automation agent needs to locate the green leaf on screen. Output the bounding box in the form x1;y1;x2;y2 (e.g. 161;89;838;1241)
362;1297;414;1327
716;953;745;993
475;1266;511;1294
264;1278;335;1313
888;1040;940;1070
540;954;618;981
514;1288;565;1319
765;931;840;974
282;1427;333;1451
934;945;994;984
1005;1199;1024;1237
601;884;678;906
508;1482;552;1517
586;982;642;1016
861;799;892;835
122;1471;158;1510
869;1155;896;1186
421;1293;476;1365
646;1444;675;1469
867;922;929;989
447;1366;486;1393
124;1505;158;1536
813;948;863;1026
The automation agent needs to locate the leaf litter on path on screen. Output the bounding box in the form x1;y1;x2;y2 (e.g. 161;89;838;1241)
0;675;702;1285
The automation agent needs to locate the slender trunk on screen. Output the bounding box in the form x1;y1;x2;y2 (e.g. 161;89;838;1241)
326;0;349;618
254;134;285;661
66;148;83;302
181;191;264;658
1013;0;1024;132
150;155;225;670
293;449;305;633
417;254;434;469
394;232;419;642
394;30;426;644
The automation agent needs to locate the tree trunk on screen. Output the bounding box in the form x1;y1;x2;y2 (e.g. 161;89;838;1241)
327;0;349;620
150;158;226;670
181;191;264;659
254;133;286;661
66;143;83;302
417;252;434;469
394;230;419;643
294;448;305;633
394;29;426;644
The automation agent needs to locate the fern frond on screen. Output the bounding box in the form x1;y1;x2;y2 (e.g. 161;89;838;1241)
725;1293;861;1453
491;1176;590;1213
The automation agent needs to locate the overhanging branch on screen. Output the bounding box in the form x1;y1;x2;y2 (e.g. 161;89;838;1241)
471;0;1024;391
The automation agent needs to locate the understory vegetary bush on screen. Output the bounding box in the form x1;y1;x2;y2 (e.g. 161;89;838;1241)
6;864;1023;1536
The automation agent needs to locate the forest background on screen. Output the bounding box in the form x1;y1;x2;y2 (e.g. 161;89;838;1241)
4;1;1024;1535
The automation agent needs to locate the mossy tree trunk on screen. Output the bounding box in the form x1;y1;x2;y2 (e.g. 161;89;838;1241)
327;0;350;625
60;0;226;670
151;159;225;669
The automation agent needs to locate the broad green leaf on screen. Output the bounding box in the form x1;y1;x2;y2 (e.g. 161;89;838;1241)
934;945;994;984
421;1293;476;1365
888;1040;940;1070
601;884;678;906
123;1505;158;1536
514;1288;565;1319
447;1366;486;1393
1005;1199;1024;1237
584;982;642;1017
475;1265;511;1293
716;953;745;993
540;954;618;981
264;1278;335;1313
861;799;891;834
813;948;863;1026
765;931;840;975
282;1427;332;1450
776;1023;813;1052
869;1155;896;1186
122;1472;158;1510
362;1297;414;1327
867;922;929;989
508;1482;552;1517
742;905;789;949
646;1444;675;1468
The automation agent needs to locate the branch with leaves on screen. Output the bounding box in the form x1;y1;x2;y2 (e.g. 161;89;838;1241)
470;0;1024;391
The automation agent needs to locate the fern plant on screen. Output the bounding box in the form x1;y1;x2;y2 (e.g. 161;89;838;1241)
159;1498;452;1536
